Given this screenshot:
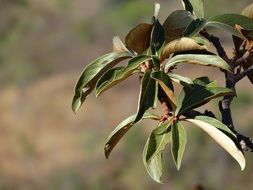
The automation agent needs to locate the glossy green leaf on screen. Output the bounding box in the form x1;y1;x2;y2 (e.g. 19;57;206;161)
183;18;206;37
72;52;132;113
185;116;245;170
144;150;163;183
125;23;153;54
96;55;152;96
151;71;177;111
160;37;207;61
176;77;232;116
171;121;187;170
167;73;193;85
165;54;231;72
181;0;204;18
105;112;159;158
134;71;158;123
182;14;253;38
143;121;173;183
207;14;253;38
151;55;161;70
150;19;165;55
163;10;194;43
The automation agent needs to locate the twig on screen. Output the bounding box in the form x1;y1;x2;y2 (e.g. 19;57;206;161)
201;29;253;151
235;64;253;82
200;29;230;63
234;51;251;67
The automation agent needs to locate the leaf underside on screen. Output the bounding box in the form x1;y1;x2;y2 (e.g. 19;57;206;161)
185;116;245;170
165;54;231;73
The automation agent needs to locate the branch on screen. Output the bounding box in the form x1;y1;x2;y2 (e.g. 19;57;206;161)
236;133;253;152
234;51;251;67
200;30;230;63
182;110;216;118
200;30;253;151
235;64;253;82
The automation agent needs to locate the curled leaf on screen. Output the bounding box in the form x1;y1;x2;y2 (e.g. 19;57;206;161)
125;23;153;54
160;37;207;61
112;36;130;52
165;54;231;73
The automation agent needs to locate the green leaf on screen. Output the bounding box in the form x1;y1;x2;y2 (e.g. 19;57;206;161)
167;73;193;85
183;18;206;37
143;121;173;183
165;54;231;72
181;0;204;18
176;77;232;116
192;36;210;46
207;14;253;38
182;14;253;38
150;19;165;55
72;52;132;113
163;10;194;43
171;121;187;170
151;71;177;111
105;112;159;158
134;71;158;123
151;55;161;70
160;37;207;61
96;55;152;96
125;23;153;54
185;116;245;170
144;150;163;183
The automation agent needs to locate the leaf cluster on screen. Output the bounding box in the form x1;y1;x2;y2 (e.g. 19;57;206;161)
72;0;253;183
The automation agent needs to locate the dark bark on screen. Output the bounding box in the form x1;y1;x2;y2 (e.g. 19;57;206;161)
201;30;253;152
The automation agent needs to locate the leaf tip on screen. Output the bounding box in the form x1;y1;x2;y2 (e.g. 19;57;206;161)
95;91;101;98
154;3;160;18
72;98;81;114
238;154;246;171
104;143;111;159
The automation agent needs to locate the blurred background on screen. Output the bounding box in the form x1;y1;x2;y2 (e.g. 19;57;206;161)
0;0;253;189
